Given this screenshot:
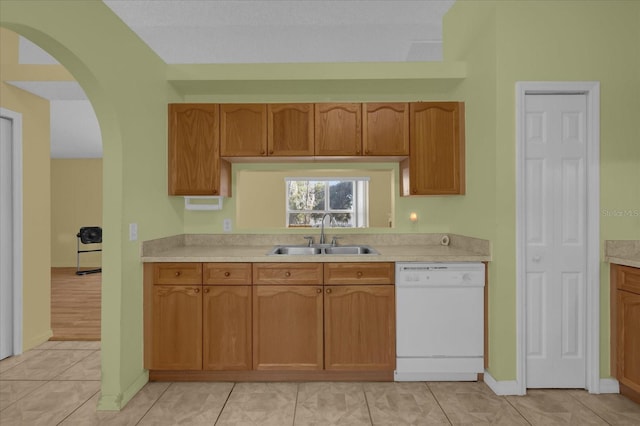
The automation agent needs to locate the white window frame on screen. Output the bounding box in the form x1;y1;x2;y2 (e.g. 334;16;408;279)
285;177;369;228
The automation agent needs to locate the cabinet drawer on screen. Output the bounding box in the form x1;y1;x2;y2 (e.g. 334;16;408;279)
618;265;640;295
324;262;394;285
253;263;323;285
204;263;252;285
153;263;202;285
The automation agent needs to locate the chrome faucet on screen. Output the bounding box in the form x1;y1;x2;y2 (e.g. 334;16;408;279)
319;213;331;245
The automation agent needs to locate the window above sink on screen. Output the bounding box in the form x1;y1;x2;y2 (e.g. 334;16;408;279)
286;177;369;228
235;166;395;230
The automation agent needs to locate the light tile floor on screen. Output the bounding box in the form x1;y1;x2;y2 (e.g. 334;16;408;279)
1;341;639;425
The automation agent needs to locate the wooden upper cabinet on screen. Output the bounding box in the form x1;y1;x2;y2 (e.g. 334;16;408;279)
168;104;231;196
362;103;409;156
315;103;362;156
401;102;465;196
220;104;268;157
267;104;315;156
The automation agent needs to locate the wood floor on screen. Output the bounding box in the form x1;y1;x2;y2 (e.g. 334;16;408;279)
50;267;101;341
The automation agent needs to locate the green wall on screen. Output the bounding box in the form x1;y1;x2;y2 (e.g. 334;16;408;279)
446;0;640;380
0;0;184;410
1;0;638;409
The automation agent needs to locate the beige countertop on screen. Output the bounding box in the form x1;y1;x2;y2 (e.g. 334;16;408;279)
605;240;640;269
141;233;491;263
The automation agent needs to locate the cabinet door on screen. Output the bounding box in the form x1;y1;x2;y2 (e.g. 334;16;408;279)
362;103;409;156
203;285;252;370
220;104;268;157
617;290;640;395
324;285;395;370
168;104;230;196
149;285;202;370
315;103;362;156
402;102;465;195
267;104;314;156
253;285;323;370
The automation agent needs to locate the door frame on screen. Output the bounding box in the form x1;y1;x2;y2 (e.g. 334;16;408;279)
515;82;600;394
0;108;23;356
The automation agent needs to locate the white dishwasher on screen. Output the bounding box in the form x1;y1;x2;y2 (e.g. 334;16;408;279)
395;262;485;381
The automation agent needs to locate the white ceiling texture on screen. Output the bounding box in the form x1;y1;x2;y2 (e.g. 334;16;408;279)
8;0;455;158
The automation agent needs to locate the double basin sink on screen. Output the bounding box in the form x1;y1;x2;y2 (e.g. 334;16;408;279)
268;244;379;256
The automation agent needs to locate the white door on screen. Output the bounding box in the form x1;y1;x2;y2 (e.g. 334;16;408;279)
524;94;587;388
0;116;14;360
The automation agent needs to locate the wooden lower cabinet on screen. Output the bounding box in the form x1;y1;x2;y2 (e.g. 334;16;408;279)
324;285;395;371
612;264;640;404
148;285;203;370
203;285;252;370
146;261;395;381
253;285;324;370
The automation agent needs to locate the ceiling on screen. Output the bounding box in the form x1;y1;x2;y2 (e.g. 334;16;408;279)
8;0;455;158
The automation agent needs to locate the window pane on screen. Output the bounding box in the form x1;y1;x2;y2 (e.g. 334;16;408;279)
288;181;325;210
331;213;353;227
288;213;312;227
329;181;353;210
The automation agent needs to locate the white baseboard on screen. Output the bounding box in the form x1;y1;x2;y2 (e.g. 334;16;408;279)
484;372;619;396
483;371;523;395
598;378;619;394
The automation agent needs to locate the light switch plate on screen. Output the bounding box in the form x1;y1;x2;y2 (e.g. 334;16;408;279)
129;223;138;241
223;219;232;233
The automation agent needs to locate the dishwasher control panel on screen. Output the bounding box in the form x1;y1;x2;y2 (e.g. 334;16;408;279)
396;263;485;286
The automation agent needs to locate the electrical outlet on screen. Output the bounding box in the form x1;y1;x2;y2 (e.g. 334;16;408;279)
223;218;232;233
129;223;138;241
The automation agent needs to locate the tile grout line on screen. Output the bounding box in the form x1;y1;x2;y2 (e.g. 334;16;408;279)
50;349;97;380
135;381;174;426
362;382;374;426
565;390;614;425
55;387;101;426
0;378;50;413
213;382;236;426
424;382;453;426
502;394;533;426
291;382;300;426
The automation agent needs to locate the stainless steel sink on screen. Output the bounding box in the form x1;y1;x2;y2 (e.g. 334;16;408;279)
269;246;322;255
268;244;378;256
323;245;378;255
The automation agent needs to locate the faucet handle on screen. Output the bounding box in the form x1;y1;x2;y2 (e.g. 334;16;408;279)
330;236;341;246
303;236;314;246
